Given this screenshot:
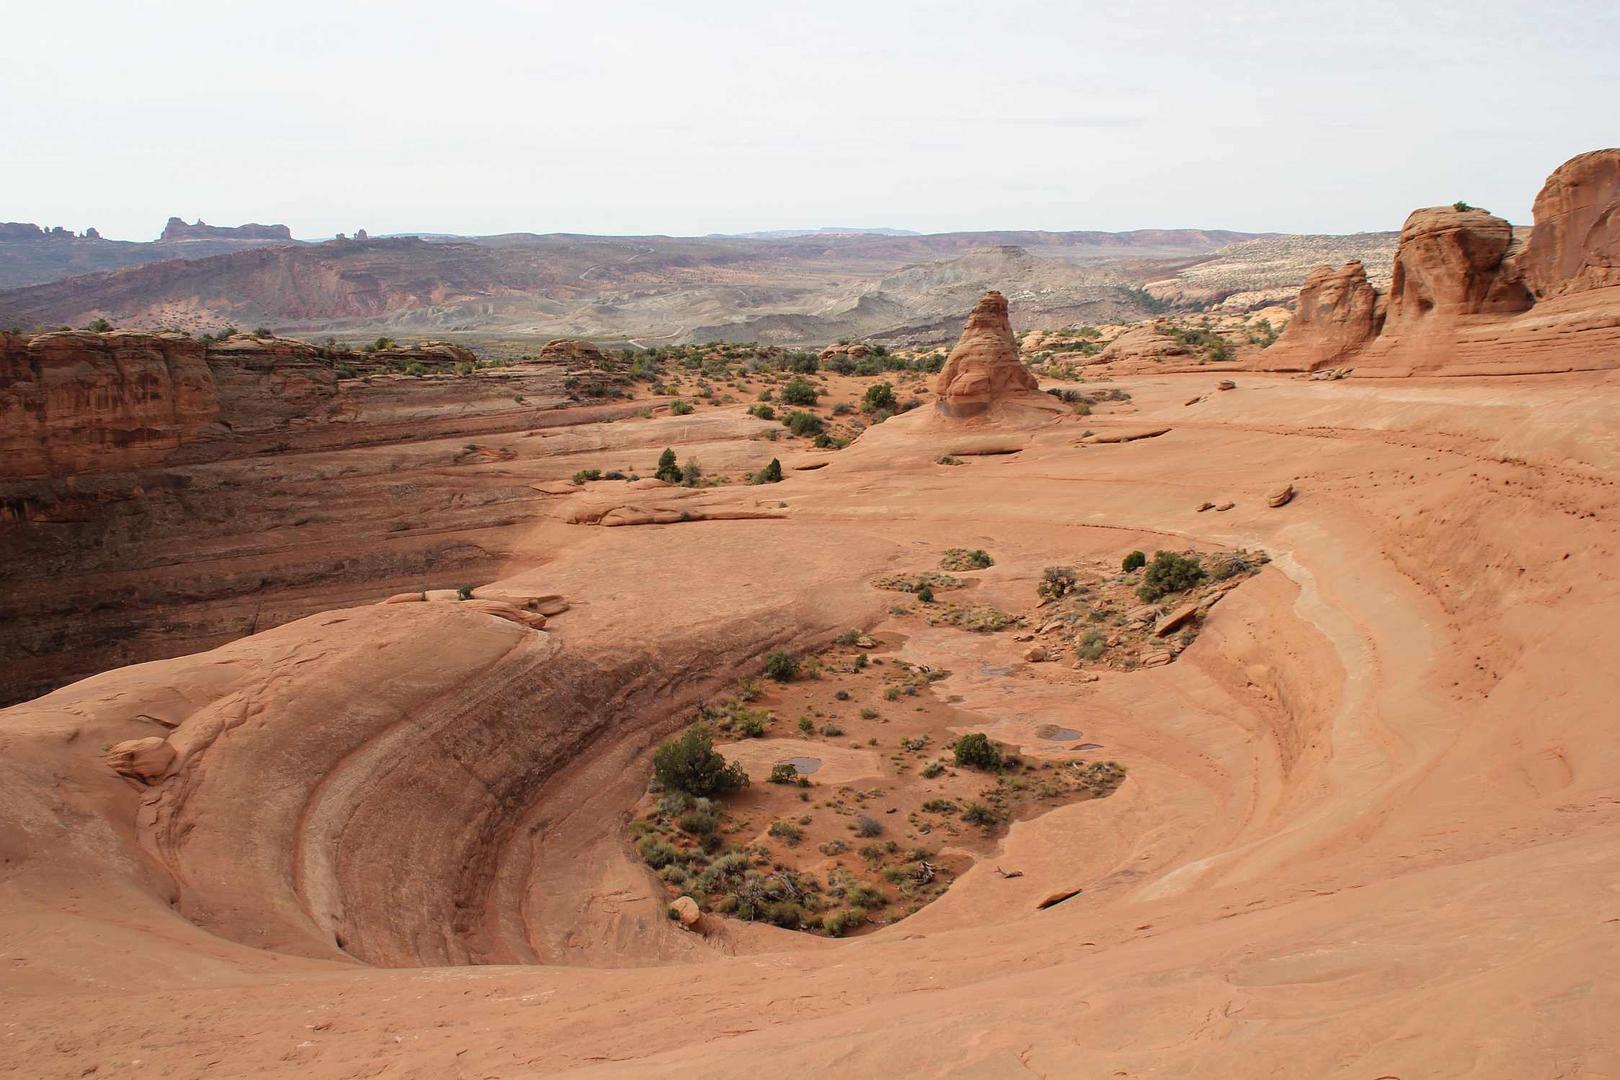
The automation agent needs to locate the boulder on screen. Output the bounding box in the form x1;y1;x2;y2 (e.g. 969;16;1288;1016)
1520;148;1620;299
1023;645;1052;663
1216;379;1236;390
669;895;701;928
1267;483;1295;508
104;737;176;782
934;291;1041;417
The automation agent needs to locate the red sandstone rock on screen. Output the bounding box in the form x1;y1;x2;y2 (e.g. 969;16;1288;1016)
104;736;176;782
1521;148;1620;299
1095;324;1194;366
1263;261;1384;369
1380;207;1532;334
538;339;610;367
934;291;1041;417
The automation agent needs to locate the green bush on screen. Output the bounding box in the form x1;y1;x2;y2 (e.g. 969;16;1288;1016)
754;458;783;484
1137;550;1205;602
784;410;824;437
953;733;1002;771
571;468;602;484
456;583;474;601
962;801;998;826
676;803;720;834
1122;550;1146;573
1078;631;1107;661
670;399;694;415
748;403;775;420
861;382;897;414
769;763;801;784
654;448;682;483
780;378;819;406
854;814;883;837
764;650;800;682
681;459;702;487
652;727;750;798
822;907;866;937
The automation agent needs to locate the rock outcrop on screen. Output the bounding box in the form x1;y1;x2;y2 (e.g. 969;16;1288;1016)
1095;323;1195;367
160;217;292;243
538;338;610;367
1378;207;1532;334
934;291;1041;417
0;329;219;477
1262;261;1384;369
1520;148;1620;299
372;340;479;367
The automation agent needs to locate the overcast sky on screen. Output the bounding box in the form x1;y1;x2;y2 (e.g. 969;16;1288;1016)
6;0;1616;240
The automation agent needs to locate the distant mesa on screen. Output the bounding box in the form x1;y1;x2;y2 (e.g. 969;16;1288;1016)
160;216;292;242
934;290;1045;417
0;222;96;240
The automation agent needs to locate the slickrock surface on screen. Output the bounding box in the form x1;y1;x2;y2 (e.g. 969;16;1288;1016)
3;351;1620;1076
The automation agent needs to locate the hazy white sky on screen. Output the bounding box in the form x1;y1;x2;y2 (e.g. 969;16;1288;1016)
6;0;1615;240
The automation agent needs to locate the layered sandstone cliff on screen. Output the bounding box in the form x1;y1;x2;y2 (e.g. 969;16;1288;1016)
1520;148;1620;299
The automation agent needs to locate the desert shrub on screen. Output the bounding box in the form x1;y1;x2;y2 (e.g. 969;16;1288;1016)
769;763;801;784
832;401;854;416
854;814;884;837
1122;550;1146;573
861;382;897;414
768;820;803;845
571;468;602;484
921;761;945;779
820;722;845;737
748;403;775;420
652;726;749;798
763;649;800;682
780;378;819;406
753;458;783;484
1037;565;1079;601
937;455;964;465
784;410;824;437
676;802;721;834
456;583;474;601
961;801;999;826
736;710;769;738
84;317;113;333
334;364;357;379
1077;631;1107;661
670;399;694;415
822;907;866;937
403;362;426;377
637;837;680;868
681;459;702;486
916;584;935;604
921;798;958;813
953;733;1002;771
1137;550;1205;602
940;548;993;571
1453;200;1474;212
797;716;815;735
654;448;682;483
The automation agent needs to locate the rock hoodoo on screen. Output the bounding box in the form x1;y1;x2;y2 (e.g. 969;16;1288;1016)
934;291;1041;416
1263;261;1384;369
1520;148;1620;299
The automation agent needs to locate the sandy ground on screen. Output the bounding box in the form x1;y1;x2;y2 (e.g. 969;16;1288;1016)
4;369;1620;1077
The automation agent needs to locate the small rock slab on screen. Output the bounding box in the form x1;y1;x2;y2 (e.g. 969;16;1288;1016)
1267;483;1295;508
1154;601;1200;637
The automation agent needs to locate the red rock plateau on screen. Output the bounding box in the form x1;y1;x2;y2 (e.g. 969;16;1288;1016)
5;157;1620;1079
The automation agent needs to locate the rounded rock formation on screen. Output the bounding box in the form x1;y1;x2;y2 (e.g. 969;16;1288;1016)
934;291;1040;417
1520;148;1620;299
1379;207;1532;334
